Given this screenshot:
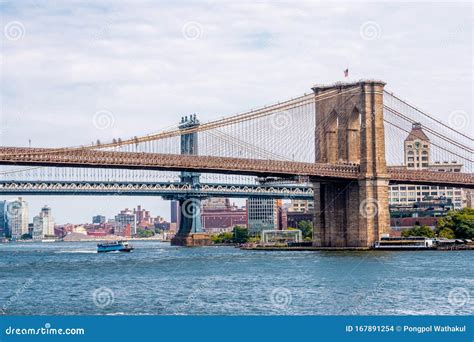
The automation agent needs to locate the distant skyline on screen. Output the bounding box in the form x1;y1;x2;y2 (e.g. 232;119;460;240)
1;1;472;223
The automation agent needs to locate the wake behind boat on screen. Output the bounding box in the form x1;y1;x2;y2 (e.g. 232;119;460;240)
97;240;134;253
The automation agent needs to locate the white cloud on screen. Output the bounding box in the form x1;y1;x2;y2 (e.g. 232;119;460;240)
0;0;472;223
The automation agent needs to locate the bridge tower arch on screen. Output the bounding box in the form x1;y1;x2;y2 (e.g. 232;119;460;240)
312;80;390;248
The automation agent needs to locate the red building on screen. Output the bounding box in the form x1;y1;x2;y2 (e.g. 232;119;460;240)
201;198;247;233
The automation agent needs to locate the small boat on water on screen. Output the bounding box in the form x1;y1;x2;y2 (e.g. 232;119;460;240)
97;240;134;253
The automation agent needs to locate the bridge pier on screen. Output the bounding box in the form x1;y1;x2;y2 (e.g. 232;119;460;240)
312;80;390;248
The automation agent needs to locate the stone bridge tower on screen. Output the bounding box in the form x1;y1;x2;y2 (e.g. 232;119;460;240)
312;80;390;248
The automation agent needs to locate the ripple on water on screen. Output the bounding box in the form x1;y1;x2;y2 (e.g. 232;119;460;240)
0;241;472;315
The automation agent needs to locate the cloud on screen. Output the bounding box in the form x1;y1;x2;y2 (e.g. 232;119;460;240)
0;0;472;223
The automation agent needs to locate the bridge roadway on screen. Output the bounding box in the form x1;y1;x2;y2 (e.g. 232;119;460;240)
0;147;473;188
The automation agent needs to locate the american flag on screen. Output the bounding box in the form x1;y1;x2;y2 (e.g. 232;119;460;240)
344;68;349;77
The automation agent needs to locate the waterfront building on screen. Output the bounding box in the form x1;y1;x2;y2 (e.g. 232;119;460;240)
261;229;302;244
32;205;55;240
92;215;106;224
170;200;179;232
134;205;152;228
389;123;464;209
247;198;285;235
201;198;247;233
114;209;136;236
287;211;313;228
288;200;314;213
0;201;7;238
3;197;29;240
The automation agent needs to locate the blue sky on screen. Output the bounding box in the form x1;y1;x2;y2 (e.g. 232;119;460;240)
0;0;472;223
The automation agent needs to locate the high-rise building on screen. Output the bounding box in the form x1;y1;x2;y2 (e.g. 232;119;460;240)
389;123;464;209
33;205;55;240
4;197;29;240
92;215;106;224
170;200;179;232
247;198;285;235
114;209;136;236
288;200;314;213
0;201;7;238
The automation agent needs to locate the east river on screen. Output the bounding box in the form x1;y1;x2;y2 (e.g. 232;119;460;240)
0;241;472;315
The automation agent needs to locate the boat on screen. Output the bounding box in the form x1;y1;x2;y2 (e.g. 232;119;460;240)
374;237;435;250
97;240;134;253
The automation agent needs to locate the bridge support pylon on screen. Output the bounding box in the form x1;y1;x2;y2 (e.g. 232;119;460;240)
170;114;211;247
311;80;390;248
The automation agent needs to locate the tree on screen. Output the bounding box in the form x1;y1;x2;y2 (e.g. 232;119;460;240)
436;208;474;239
137;229;154;238
401;225;435;238
232;226;249;244
20;233;32;240
210;232;233;244
297;220;313;240
438;227;455;239
211;226;249;244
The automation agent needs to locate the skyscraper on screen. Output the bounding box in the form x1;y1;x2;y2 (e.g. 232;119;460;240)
33;205;55;240
247;198;284;235
5;197;29;240
0;201;7;238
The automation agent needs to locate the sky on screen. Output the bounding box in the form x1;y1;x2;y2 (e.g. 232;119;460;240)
0;0;472;224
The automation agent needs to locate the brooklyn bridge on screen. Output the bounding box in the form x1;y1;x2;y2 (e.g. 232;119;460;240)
0;80;472;247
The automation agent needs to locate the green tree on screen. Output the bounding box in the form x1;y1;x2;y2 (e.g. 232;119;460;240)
436;208;474;239
438;227;455;239
401;225;435;238
232;226;249;244
20;233;32;240
297;220;313;240
137;229;154;238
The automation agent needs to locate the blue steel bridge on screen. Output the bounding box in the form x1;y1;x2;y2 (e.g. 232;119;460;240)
0;80;472;247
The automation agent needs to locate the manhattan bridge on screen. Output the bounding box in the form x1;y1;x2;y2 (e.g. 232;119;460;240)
0;81;472;247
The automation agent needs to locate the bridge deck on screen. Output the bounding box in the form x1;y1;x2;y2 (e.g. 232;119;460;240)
0;147;472;188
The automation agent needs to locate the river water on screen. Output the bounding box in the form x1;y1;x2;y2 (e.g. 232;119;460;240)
0;241;472;315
